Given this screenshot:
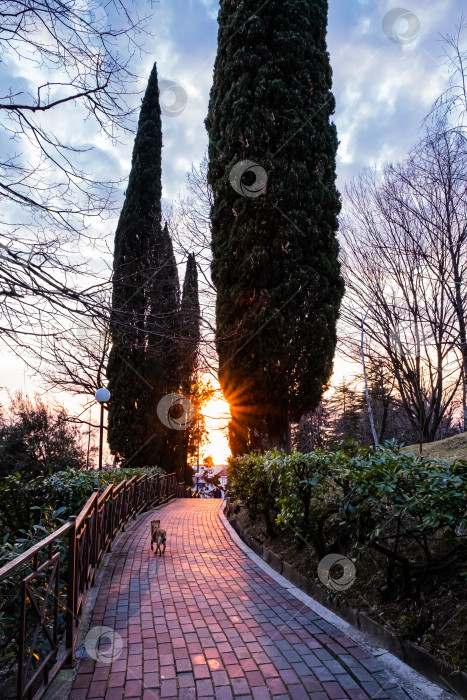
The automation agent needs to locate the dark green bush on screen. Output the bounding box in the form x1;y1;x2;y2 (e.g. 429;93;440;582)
0;466;161;539
227;452;282;535
269;451;335;557
332;445;467;594
0;505;69;675
228;444;467;595
0;465;162;677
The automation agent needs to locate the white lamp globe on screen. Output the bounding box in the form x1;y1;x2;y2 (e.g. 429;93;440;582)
95;388;111;403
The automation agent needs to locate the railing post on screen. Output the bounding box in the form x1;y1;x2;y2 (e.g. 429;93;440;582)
66;516;77;655
109;485;114;549
17;579;26;699
126;480;131;522
93;495;99;570
123;481;128;529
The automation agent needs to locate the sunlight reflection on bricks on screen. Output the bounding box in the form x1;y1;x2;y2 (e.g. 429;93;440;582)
68;500;411;700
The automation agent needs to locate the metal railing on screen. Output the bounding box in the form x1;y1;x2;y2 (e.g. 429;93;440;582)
0;471;188;700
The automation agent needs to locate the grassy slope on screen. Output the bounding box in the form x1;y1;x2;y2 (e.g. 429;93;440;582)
403;431;467;460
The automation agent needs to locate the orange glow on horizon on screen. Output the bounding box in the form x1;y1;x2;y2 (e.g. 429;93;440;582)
199;355;356;464
201;384;231;465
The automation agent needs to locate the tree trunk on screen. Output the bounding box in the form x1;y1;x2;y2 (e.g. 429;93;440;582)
266;404;290;452
463;365;467;433
361;313;379;447
461;347;467;432
447;221;467;431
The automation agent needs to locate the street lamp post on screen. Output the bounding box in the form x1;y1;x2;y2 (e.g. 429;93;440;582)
95;388;110;471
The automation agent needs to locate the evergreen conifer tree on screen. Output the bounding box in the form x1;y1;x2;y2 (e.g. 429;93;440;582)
178;253;201;480
145;222;182;470
107;63;180;467
206;0;344;451
179;253;201;393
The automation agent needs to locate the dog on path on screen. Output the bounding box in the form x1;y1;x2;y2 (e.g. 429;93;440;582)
150;519;166;556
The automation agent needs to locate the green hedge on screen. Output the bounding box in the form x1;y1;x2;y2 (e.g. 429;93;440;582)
228;443;467;594
0;465;162;677
0;465;161;545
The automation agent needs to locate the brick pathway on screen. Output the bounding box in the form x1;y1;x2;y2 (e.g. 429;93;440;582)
69;499;409;700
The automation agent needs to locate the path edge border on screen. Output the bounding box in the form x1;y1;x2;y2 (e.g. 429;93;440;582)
219;501;466;700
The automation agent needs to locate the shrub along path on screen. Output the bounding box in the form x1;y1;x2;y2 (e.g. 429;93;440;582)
69;500;421;700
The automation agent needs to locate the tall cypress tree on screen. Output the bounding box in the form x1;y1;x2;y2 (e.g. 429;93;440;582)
107;63;180;467
178;253;201;480
206;0;344;452
145;222;181;471
180;253;200;393
145;223;181;394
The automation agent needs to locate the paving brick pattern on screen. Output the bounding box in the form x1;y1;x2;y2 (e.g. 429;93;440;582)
69;499;408;700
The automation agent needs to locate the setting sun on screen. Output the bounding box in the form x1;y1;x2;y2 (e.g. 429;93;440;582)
201;381;231;465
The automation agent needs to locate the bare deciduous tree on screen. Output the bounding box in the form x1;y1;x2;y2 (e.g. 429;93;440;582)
169;156;224;391
338;19;467;447
0;0;149;351
341;159;462;445
427;15;467;139
386;127;467;428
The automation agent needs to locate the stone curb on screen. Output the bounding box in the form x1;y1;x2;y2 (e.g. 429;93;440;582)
221;503;467;700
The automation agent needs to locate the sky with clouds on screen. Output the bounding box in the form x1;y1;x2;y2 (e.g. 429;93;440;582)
0;0;464;459
152;0;459;200
50;0;459;218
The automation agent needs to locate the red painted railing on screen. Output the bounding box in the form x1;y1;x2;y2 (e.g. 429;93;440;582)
0;472;188;700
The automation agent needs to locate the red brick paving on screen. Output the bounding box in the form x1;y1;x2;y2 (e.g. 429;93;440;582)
70;499;406;699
